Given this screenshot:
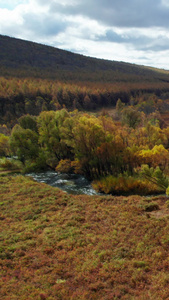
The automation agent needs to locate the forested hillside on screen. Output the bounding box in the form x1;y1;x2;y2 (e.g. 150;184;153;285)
1;34;169;82
1;35;169;126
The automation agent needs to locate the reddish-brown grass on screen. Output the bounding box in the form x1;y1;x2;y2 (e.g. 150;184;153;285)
1;174;169;299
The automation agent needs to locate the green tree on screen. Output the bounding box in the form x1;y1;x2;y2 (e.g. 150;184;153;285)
116;98;125;117
37;109;71;167
0;133;9;157
121;107;141;129
71;114;106;178
18;114;38;132
10;125;39;165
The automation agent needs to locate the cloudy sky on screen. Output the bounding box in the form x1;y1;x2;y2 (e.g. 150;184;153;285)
1;0;169;69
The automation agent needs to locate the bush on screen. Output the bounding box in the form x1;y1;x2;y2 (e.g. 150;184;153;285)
139;164;168;190
133;261;147;268
166;187;169;196
144;202;159;212
0;133;9;157
92;175;163;195
22;157;47;174
55;159;73;173
0;157;22;171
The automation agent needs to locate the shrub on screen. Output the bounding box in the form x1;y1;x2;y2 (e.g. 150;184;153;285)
0;157;22;171
133;261;147;268
0;133;9;157
139;164;168;190
166;187;169;197
144;202;159;212
92;175;162;195
55;159;73;173
22;160;47;174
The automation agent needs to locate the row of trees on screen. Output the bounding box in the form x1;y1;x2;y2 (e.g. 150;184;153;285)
0;106;168;194
1;76;169;127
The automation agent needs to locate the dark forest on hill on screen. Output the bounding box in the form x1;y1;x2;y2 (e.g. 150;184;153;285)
1;35;169;126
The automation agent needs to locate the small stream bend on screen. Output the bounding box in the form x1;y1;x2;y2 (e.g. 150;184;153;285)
27;170;98;195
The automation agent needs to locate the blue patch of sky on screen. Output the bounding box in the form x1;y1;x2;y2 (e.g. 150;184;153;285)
0;1;27;10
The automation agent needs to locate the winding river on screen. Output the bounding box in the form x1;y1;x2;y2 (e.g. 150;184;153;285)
27;170;99;195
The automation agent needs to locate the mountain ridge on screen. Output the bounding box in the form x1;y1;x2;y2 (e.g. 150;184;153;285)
1;34;169;126
1;34;169;82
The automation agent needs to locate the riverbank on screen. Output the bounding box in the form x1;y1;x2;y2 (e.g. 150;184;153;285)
1;174;169;299
0;156;168;196
26;170;99;195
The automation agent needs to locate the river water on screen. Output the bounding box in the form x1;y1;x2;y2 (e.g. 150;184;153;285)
27;170;98;195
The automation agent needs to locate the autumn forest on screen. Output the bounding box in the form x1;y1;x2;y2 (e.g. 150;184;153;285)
2;35;169;299
1;35;169;194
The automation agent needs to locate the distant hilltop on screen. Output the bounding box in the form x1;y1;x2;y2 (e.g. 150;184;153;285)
1;34;169;82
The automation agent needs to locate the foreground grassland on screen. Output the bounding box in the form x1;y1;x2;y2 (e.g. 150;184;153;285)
1;175;169;299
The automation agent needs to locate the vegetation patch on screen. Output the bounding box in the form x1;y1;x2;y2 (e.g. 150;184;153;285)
2;107;169;195
92;175;164;195
1;175;169;299
2;33;169;299
144;202;160;212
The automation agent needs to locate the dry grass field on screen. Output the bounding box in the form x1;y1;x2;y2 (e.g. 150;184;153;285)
1;174;169;299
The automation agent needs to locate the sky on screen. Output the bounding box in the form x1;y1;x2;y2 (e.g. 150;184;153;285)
1;0;169;69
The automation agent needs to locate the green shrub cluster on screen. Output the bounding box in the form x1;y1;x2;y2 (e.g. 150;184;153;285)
0;157;22;171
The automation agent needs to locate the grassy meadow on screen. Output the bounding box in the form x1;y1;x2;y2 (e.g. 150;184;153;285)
1;173;169;299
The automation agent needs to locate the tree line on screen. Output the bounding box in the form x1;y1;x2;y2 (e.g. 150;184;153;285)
1;105;169;195
1;76;169;127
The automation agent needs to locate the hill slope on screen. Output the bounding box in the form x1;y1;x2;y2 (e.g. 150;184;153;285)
1;34;169;83
1;35;169;126
1;174;169;299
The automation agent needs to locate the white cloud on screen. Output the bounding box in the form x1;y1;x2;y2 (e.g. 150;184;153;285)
162;0;169;7
0;0;27;9
0;7;23;34
0;0;169;69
